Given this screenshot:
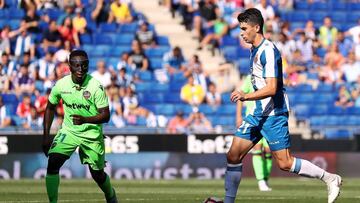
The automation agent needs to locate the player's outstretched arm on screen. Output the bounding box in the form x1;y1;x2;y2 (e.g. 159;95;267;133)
242;78;277;101
42;101;57;157
71;106;110;125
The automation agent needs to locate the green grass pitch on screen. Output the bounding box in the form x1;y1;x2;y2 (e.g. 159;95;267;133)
0;178;359;203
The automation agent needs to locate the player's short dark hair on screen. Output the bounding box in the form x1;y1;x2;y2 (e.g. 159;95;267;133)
69;49;88;61
237;8;264;34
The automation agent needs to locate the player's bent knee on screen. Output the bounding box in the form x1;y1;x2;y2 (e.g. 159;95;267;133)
47;153;69;174
277;160;292;171
226;152;242;164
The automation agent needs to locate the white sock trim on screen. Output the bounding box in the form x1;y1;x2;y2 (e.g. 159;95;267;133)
227;163;243;167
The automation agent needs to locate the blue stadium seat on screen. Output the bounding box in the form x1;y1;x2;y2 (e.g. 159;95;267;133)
143;93;164;103
198;104;217;115
294;105;310;120
223;47;237;61
213;116;234;126
237;58;250;75
331;2;346;10
324;129;351;139
9;20;21;29
110;46;131;57
311;2;328;10
237;47;250;57
221;36;239;47
309;12;328;23
295;1;309;10
316;83;333;92
135;82;152;92
152;83;169;93
294;84;313;92
176;104;193;114
8;8;24;19
218;105;236;116
345;107;360;116
145;47;169;58
1;93;18;103
135;117;147;126
6;0;18;8
88;45;110;57
0;10;8;18
154;104;175;116
331;12;347;23
93;34;113;45
310;116;327;127
348;2;360;11
46;9;62;20
138;71;152;81
316;48;327;57
164;93;182;103
115;34;135;46
329;106;345;115
171;73;186;83
99;23;118;33
150;58;163;70
310;105;328;116
80;34;92;44
119;23;138;33
289;11;309;22
317;93;335;104
295;93;314;104
221;93;231;104
347;13;360;23
170;81;183;91
156;36;170;46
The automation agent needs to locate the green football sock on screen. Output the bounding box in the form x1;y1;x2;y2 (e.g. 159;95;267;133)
264;152;273;180
252;150;265;180
46;174;60;203
98;174;115;200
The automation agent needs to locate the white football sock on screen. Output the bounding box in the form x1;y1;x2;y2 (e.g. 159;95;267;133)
290;158;325;180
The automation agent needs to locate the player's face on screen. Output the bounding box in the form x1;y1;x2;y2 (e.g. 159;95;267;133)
69;55;89;84
239;22;258;44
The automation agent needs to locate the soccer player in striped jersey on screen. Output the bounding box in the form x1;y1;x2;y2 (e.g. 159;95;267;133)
224;8;342;203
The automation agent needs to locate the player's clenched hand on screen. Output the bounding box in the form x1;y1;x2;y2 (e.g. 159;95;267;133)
231;90;246;102
42;137;52;157
71;115;85;125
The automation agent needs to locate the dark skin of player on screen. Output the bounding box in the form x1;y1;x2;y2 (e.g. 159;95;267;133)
42;55;110;157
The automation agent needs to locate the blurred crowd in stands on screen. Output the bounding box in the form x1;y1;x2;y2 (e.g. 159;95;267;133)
0;0;360;135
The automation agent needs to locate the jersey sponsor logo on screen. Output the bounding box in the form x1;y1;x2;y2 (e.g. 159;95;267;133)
83;90;91;100
63;101;91;111
60;91;72;94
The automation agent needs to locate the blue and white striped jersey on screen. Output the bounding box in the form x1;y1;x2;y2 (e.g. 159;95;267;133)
248;39;289;116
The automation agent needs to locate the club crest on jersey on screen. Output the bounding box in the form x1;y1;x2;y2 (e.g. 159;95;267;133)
83;90;91;99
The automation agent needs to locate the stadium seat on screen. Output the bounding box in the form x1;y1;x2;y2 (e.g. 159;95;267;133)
221;36;239;47
221;93;231;104
316;83;333;92
164;93;182;103
154;104;175;116
324;129;351;139
348;2;360;11
138;71;152;81
223;47;237;61
237;47;250;57
110;46;131;57
289;11;309;22
331;2;346;10
46;9;62;20
330;12;347;23
119;23;138;33
135;117;147;126
213;116;234;126
0;10;8;18
114;34;134;45
294;84;313;92
171;73;187;83
135;82;152;92
152;83;169;93
8;8;24;19
80;34;92;44
345;107;360;116
150;58;163;70
311;2;328;10
170;81;183;91
218;105;236;116
309;12;328;23
99;23;118;33
294;105;310;120
347;13;360;23
310;105;328;116
145;47;169;58
317;93;335;104
295;93;314;104
237;58;250;75
143;93;164;103
198;104;217;115
156;36;170;46
93;34;114;45
295;1;309;10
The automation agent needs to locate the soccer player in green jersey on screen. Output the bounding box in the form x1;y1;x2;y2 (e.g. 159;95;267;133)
236;75;272;191
42;50;118;203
